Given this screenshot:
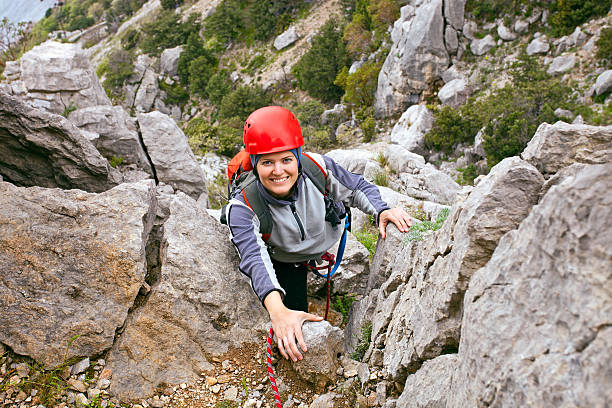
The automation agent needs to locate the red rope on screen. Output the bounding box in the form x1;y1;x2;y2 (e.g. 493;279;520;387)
266;252;336;407
267;327;283;408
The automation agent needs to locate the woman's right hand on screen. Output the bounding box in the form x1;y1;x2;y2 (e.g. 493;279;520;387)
264;291;323;362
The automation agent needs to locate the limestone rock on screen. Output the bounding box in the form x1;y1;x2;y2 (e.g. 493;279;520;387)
134;69;159;113
160;46;183;77
521;121;612;176
107;193;267;400
443;0;466;30
390;105;433;155
382;157;544;381
137;111;207;200
438;78;469;108
274;27;299;50
497;23;517;41
293;321;343;389
593;70;612;96
451;162;612;406
526;37;550;55
69;105;153;175
547;55;575;76
0;180;157;368
0;91;121;192
375;0;449;117
470;34;496;56
11;40;110;114
397;354;457;407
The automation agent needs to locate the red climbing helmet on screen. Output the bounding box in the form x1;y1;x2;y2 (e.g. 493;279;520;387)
243;106;304;155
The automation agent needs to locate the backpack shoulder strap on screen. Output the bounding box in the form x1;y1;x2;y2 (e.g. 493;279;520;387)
241;173;273;240
300;152;327;195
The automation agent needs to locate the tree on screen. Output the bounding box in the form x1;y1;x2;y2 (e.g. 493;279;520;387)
0;18;32;69
218;85;272;121
292;18;350;103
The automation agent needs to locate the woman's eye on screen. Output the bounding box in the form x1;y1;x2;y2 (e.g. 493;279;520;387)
283;158;293;163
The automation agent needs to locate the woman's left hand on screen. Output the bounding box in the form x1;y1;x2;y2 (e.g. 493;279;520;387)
378;208;412;239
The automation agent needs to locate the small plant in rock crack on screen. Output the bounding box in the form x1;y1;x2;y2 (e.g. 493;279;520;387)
350;321;372;362
403;207;450;243
333;294;357;324
109;156;124;168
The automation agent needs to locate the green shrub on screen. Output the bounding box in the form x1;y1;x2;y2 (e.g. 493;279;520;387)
361;115;376;142
161;0;184;9
204;0;244;46
205;69;232;105
217;85;272;121
120;27;140;50
354;227;378;259
292;18;350;103
177;32;215;85
139;10;197;55
337;59;382;110
185;117;243;157
292;100;326;128
466;0;525;22
333;294;356;324
367;0;400;32
159;80;189;107
404;208;449;243
343;12;372;58
304;128;333;151
425;105;482;154
188;55;219;98
98;49;135;101
596;26;612;68
456;163;479;185
248;0;306;41
350;321;372;361
549;0;612;37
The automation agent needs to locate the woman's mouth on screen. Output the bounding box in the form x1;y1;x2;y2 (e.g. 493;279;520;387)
270;176;289;184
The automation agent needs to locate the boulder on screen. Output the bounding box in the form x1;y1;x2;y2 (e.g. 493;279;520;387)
546;55;575;76
292;321;343;389
526;37;550;55
0;91;121;192
521;121;612;176
374;0;450;117
497;23;517;41
569;26;587;47
451;162;612;406
443;0;466;30
397;354;457;407
137;111;208;201
107;192;268;401
0;180;157;368
160;46;183;77
325;149;378;175
444;25;459;53
593;70;612;96
274;27;299;50
470;34;496;56
134;69;159;113
390;163;460;205
381;157;544;381
514;19;529;33
438;78;469;108
9;40;110;115
69;105;153;174
390;105;433;155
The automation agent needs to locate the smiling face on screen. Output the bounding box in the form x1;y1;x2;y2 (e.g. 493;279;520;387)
256;150;299;199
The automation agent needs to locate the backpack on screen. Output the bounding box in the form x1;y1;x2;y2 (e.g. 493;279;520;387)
219;149;346;241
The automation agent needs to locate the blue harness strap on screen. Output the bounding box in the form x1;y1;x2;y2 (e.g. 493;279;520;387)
309;216;350;279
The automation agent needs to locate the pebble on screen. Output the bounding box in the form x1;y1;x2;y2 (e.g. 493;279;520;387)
71;358;90;375
67;379;87;393
211;385;221;394
224;386;238;401
75;393;89;406
206;377;218;386
217;374;231;383
97;378;111;389
16;363;29;378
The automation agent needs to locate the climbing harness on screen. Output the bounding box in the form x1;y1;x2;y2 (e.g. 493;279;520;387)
265;216;350;407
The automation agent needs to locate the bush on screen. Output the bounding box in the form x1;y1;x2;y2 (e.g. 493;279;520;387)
466;0;524;22
177;32;215;86
291;100;326;128
204;0;244;46
98;49;135;101
185;117;243;157
158;80;189;107
161;0;184;9
292;18;350;103
367;0;400;31
361;115;376;142
403;208;450;243
205;69;232;105
337;59;382;110
217;85;272;121
343;13;372;58
350;321;372;361
596;26;612;68
139;10;196;55
120;28;140;50
549;0;612;37
425;105;482;154
188;55;219;98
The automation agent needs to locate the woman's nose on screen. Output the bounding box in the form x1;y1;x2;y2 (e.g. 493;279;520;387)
272;162;283;174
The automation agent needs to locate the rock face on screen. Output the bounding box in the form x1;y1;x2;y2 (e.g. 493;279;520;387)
0;180;157;368
379;157;544;381
2;40;110;115
450;162;612;406
390;104;433;155
106;193;268;401
374;0;450;117
274;27;299;50
437;78;469;108
521;121;612;175
160;46;183;77
397;354;457;407
0;91;121;192
69;105;153;175
137;111;207;201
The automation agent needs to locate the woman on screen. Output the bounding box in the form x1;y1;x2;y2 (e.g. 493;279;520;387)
225;106;412;362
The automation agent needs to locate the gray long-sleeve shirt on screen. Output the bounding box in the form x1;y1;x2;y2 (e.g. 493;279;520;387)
226;152;389;304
